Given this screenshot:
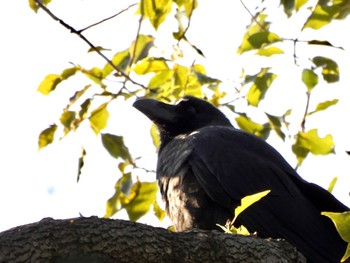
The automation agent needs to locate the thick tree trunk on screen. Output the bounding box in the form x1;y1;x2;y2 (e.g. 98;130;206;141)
0;217;305;263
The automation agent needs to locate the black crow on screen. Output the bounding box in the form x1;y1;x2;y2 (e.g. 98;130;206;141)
133;96;349;263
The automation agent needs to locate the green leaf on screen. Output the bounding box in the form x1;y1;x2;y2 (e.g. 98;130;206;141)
133;57;169;75
266;113;285;140
312;56;339;83
304;2;350;29
292;129;335;165
238;31;281;54
322;211;350;262
82;67;104;86
87;46;111;53
248;32;281;49
101;133;131;161
246;68;277;106
256;46;284;57
308;99;339;115
124;180;159;221
78;98;91;120
327;176;338;193
132;35;155;64
302;68;319;92
304;4;337;29
237;13;272;54
103;49;131;77
138;0;173;29
77;147;86;183
153;200;166;222
105;172;133;218
60;111;76;134
235;114;270;140
38;124;57;150
150;123;161;151
280;0;295;17
61;67;78;80
89;103;109;134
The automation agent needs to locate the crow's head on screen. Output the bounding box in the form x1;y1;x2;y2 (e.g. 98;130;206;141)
133;96;232;140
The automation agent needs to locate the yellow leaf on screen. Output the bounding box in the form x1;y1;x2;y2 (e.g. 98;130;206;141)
38;124;57;150
89;103;109;135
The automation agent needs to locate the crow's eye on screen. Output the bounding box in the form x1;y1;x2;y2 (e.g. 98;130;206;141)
177;99;196;115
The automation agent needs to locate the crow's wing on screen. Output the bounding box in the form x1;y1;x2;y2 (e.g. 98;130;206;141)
187;126;347;263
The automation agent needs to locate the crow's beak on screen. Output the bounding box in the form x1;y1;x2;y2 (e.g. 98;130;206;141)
133;98;178;124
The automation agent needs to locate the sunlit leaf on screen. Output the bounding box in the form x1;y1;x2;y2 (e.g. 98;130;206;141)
235;190;271;219
138;0;172;29
87;46;111;53
105;173;133;218
327;176;338;193
239;31;281;54
256;46;284;56
38;124;57;150
322;211;350;262
103;49;131;77
60;111;76;134
153;200;166;222
266;113;285;140
61;67;78;80
101;133;131;161
235;114;270;140
150;123;161;151
133;57;169;75
304;2;350;29
237;13;272;54
302;68;318;92
312;56;339;83
218;190;270;235
246;68;277;106
124;181;158;221
292;129;335;165
280;0;295;17
77;147;86;183
174;0;198;17
308;99;339;115
132;35;155;64
28;0;52;13
37;74;62;95
78;98;91;120
296;0;308;11
308;40;343;49
304;4;336;29
82;67;104;86
89;103;109;134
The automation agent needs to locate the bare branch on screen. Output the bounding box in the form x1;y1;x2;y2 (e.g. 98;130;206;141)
78;3;138;33
33;0;147;90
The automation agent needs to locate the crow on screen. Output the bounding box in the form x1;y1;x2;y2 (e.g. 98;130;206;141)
133;96;349;263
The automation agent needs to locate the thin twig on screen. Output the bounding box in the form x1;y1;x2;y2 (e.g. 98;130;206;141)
301;91;311;132
33;0;147;90
78;3;138;33
239;0;267;31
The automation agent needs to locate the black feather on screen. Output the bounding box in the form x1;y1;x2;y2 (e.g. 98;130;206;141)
133;96;348;263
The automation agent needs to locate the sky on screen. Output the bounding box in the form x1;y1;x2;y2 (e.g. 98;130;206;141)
0;0;349;232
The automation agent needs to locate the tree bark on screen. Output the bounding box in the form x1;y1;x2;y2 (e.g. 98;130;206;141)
0;217;305;263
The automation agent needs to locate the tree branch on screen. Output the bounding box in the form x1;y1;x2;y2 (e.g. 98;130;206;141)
0;217;306;263
33;0;147;90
